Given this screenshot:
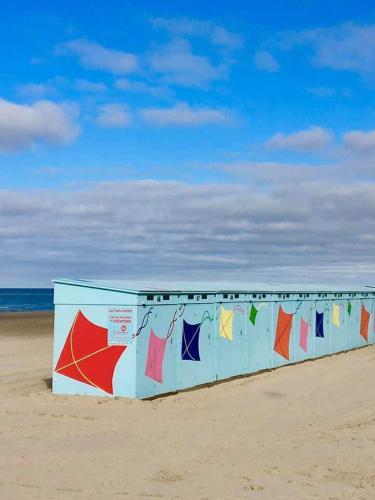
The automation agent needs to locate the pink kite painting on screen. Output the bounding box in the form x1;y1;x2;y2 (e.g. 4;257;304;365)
145;329;168;383
360;304;370;342
299;318;309;353
144;305;185;383
274;305;294;360
54;310;126;394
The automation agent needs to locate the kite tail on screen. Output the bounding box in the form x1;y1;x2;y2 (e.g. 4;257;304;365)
323;301;331;314
200;310;214;325
307;303;314;325
233;304;246;314
133;307;154;338
165;304;185;340
294;300;303;315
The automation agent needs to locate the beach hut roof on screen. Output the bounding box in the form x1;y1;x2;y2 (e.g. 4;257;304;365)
53;278;375;296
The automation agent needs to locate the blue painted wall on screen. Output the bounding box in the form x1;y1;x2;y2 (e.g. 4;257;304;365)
52;283;375;399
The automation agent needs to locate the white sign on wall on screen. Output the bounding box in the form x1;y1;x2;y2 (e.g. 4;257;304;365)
108;307;135;345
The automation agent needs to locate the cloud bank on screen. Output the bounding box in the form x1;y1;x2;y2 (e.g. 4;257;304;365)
1;167;375;286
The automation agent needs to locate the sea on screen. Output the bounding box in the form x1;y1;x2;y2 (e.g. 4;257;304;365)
0;288;54;312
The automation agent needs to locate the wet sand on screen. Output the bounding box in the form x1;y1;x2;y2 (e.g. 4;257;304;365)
1;311;375;499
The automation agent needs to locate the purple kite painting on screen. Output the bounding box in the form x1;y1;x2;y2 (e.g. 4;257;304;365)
316;311;325;338
181;320;201;361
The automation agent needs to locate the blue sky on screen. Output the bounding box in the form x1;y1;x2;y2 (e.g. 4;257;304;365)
1;1;375;286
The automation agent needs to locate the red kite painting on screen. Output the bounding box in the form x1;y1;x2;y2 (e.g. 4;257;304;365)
54;310;126;394
274;305;294;360
360;304;370;342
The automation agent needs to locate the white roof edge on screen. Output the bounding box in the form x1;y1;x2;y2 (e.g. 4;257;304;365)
52;278;375;294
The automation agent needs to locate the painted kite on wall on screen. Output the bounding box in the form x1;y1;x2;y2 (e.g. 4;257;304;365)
219;306;234;341
249;304;258;326
181;320;201;361
145;304;185;383
181;311;214;361
54;310;126;395
274;305;294;360
144;329;168;383
316;311;325;338
332;304;340;327
347;302;352;316
299;317;309;353
360;304;370;342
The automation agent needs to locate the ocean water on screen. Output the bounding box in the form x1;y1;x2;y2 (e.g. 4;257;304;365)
0;288;54;312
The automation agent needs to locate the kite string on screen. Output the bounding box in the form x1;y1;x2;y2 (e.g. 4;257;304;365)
133;306;154;338
165;304;185;340
233;304;246;314
323;301;331;315
294;300;303;315
307;303;314;326
201;310;214;325
249;302;268;314
134;303;186;341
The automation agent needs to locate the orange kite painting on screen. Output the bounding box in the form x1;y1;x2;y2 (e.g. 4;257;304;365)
54;310;126;394
360;304;370;342
274;305;294;360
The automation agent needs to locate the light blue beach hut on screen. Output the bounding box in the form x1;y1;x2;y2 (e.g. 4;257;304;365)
52;279;375;399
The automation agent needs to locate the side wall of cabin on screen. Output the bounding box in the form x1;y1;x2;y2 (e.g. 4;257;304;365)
52;285;375;399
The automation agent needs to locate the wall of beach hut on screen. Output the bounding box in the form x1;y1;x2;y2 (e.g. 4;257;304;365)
52;281;375;399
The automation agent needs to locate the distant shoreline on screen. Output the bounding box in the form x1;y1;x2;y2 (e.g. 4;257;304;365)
0;310;54;318
0;288;54;314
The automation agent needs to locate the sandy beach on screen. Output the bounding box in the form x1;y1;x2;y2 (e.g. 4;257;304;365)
1;312;375;499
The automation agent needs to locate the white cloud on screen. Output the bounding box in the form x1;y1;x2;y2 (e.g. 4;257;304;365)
282;23;375;76
343;130;375;153
210;25;244;51
151;17;244;51
96;103;131;127
267;126;333;153
254;50;280;72
140;102;230;126
16;83;55;99
56;38;138;74
30;57;44;65
0;98;79;153
149;38;224;87
75;79;107;92
307;86;336;97
114;78;171;97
